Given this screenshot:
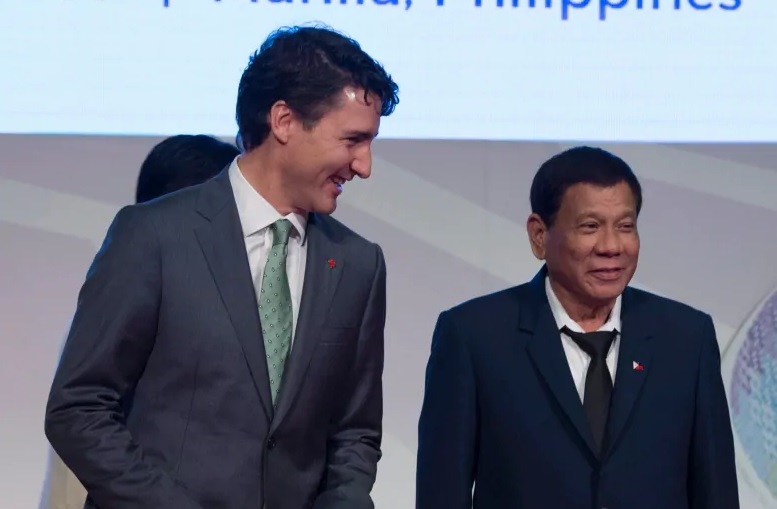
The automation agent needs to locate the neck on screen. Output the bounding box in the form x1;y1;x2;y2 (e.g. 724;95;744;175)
548;278;614;332
237;148;299;216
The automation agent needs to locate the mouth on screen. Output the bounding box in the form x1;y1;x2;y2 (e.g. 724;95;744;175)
590;268;624;281
328;175;346;190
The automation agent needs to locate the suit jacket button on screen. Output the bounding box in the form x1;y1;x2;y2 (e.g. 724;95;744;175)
267;438;276;450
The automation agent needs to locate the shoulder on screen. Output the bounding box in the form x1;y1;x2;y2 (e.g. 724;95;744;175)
314;213;384;267
111;178;218;240
131;179;205;217
624;286;718;359
440;283;532;325
625;286;711;327
315;213;378;249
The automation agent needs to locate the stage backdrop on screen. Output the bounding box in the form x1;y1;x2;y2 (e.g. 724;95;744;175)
0;136;776;508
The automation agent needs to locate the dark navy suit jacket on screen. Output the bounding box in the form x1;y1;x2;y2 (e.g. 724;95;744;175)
417;268;738;509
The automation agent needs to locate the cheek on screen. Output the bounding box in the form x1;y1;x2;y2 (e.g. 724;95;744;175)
565;240;596;263
319;148;353;173
623;236;640;259
547;245;589;278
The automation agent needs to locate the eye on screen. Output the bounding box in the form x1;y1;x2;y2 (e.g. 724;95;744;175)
619;222;636;231
580;223;598;230
342;136;363;147
344;132;369;141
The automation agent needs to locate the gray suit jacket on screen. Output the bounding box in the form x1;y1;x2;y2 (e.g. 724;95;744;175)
44;170;386;509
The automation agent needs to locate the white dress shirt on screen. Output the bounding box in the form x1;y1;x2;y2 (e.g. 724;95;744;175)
545;277;622;402
229;158;307;344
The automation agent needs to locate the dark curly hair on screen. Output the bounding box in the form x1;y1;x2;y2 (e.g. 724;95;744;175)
236;24;400;150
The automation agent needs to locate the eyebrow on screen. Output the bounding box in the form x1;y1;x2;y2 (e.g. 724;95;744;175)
576;210;636;221
344;130;378;140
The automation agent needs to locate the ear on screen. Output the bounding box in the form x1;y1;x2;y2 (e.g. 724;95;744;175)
268;100;297;145
526;213;548;260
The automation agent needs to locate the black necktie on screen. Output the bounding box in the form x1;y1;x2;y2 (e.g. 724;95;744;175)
562;326;618;455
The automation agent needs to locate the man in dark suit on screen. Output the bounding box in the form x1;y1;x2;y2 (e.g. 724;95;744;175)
416;146;738;509
44;26;399;509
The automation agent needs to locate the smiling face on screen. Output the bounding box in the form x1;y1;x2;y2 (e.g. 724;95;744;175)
277;87;381;214
528;180;640;311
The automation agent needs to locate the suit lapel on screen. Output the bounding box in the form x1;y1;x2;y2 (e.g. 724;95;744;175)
194;172;274;422
271;214;344;430
603;287;653;459
523;269;598;458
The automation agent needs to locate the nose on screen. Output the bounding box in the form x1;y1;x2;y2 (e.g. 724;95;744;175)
595;227;622;256
350;144;372;179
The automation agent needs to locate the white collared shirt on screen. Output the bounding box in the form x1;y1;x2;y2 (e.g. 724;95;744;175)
228;157;308;344
545;277;622;402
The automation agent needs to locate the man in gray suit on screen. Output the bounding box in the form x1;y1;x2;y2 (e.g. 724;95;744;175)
44;25;399;509
38;134;240;509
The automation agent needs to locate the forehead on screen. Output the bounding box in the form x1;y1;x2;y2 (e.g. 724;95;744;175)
559;181;637;216
319;88;381;129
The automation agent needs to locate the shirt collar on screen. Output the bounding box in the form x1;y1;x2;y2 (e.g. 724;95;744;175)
228;157;307;243
545;276;621;334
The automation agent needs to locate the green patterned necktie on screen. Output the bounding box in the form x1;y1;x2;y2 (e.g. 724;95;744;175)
259;219;294;405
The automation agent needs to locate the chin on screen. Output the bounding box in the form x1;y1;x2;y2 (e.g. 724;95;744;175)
314;199;337;215
591;282;628;302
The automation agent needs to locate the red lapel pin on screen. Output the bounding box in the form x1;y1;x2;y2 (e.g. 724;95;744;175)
632;361;644;371
327;259;336;269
